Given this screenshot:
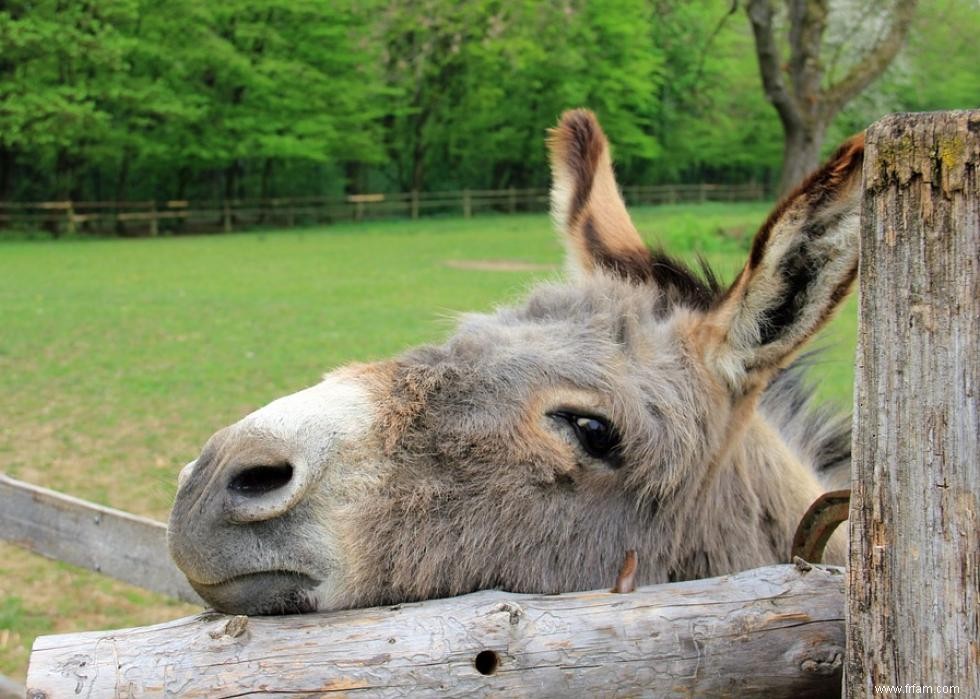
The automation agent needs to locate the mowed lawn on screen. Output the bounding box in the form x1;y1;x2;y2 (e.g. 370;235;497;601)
0;202;858;680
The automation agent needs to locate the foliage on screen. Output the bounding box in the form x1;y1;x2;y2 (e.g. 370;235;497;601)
0;0;975;204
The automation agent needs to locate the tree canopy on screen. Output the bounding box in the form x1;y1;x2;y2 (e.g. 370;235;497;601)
0;0;975;202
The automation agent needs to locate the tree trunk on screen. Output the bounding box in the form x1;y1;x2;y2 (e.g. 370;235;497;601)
411;144;425;193
175;165;190;201
745;0;918;197
115;151;131;203
847;110;979;696
259;158;273;200
258;158;274;223
778;119;827;195
54;148;73;201
0;145;14;202
114;150;131;235
224;161;241;202
344;160;363;195
222;165;237;233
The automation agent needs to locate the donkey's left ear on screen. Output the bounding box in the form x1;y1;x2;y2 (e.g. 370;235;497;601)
702;134;865;395
548;109;649;278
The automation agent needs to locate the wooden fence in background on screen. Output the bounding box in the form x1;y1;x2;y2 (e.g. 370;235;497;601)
0;183;766;236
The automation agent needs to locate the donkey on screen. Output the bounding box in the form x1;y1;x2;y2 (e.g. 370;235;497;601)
168;110;863;615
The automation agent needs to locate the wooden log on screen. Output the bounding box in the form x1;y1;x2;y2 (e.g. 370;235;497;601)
847;110;980;696
27;564;845;698
0;474;203;605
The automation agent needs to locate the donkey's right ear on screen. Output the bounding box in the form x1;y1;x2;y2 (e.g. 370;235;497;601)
548;109;649;279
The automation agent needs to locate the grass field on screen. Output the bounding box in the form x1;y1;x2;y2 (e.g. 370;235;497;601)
0;202;858;680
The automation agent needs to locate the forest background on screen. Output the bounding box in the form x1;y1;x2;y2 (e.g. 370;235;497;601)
1;0;977;207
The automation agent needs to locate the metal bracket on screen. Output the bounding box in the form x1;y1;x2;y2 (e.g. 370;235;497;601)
791;489;851;564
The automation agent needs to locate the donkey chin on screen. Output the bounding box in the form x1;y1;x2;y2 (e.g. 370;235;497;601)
190;572;321;615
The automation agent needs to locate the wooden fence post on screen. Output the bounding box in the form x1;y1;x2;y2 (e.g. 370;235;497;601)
65;201;76;235
463;189;472;218
222;200;232;233
148;201;159;236
411;190;420;219
846;111;979;696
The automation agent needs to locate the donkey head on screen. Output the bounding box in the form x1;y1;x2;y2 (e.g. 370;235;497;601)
169;110;863;614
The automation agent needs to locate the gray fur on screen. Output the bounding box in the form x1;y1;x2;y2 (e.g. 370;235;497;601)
337;275;849;608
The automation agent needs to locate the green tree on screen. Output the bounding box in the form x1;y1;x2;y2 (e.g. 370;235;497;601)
0;0;139;199
376;0;661;191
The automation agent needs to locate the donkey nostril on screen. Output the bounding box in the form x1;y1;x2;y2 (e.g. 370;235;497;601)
227;463;294;497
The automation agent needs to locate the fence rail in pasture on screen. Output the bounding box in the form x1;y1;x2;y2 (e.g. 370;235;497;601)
0;182;767;236
26;563;847;698
0;474;203;605
0;674;23;699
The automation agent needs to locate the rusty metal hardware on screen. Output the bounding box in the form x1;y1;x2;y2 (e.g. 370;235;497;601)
791;489;851;564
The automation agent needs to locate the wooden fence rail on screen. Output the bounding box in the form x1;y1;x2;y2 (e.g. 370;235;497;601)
0;474;202;605
26;563;846;698
0;474;843;697
0;183;767;236
0;674;24;699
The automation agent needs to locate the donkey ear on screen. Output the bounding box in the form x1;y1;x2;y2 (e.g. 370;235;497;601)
702;134;865;394
548;109;648;278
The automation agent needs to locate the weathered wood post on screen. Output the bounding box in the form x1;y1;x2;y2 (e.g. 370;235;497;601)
847;111;979;696
463;188;472;218
148;201;159;237
411;189;420;219
64;200;76;235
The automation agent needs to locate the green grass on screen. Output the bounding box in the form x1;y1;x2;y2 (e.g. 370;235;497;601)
0;202;858;680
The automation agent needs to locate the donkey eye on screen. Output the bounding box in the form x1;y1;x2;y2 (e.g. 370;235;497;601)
549;411;623;467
